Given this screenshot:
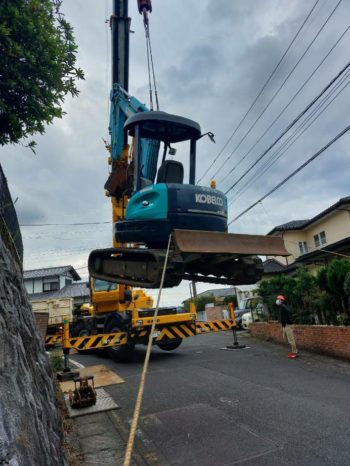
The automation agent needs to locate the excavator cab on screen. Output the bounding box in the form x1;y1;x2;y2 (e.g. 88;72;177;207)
115;111;228;248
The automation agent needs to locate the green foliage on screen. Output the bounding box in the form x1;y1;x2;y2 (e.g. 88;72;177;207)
0;0;84;146
223;295;238;307
344;271;350;297
183;294;215;312
49;349;63;373
260;260;350;325
326;259;350;313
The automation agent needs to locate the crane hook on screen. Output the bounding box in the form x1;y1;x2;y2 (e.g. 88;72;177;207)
137;0;152;27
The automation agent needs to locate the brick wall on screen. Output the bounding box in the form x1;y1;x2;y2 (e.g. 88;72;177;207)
206;305;228;321
250;322;350;360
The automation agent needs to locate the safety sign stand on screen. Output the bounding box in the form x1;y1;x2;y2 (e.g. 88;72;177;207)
223;304;247;350
57;320;80;382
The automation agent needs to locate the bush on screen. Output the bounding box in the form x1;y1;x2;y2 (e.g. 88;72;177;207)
49;349;64;373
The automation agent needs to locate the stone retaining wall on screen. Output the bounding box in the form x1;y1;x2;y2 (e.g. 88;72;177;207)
0;237;67;465
250;322;350;360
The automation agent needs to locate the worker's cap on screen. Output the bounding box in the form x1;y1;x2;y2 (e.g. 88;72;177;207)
276;295;286;301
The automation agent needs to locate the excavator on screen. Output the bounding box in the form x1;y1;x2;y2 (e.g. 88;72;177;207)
58;0;287;363
88;0;288;290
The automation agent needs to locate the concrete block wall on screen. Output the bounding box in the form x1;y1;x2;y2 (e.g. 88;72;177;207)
250;322;350;360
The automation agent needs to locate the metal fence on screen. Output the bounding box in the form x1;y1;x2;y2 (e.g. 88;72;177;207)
0;164;23;264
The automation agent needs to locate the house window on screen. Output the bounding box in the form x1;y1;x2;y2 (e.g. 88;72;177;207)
43;277;59;292
298;241;308;255
314;231;327;248
320;231;327;245
65;278;72;286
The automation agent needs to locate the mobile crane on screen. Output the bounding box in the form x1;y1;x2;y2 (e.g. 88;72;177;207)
59;0;288;362
88;0;288;289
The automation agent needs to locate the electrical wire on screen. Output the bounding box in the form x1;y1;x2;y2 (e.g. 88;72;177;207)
223;61;350;196
229;72;350;203
228;124;350;225
196;0;321;184
211;0;343;182
220;25;350;188
20;221;111;227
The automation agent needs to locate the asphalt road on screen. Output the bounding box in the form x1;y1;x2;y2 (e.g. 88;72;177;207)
72;331;350;466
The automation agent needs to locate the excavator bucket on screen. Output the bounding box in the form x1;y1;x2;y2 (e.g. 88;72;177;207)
88;229;288;289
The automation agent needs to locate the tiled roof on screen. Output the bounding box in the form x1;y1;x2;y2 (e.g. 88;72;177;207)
263;259;286;274
27;282;89;302
23;265;81;281
196;287;236;299
270;220;309;232
183;287;236;303
54;282;89;299
268;196;350;235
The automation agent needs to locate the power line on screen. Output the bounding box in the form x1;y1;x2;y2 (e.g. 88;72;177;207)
223;61;350;196
229;73;350;204
228;124;350;225
211;0;343;182
196;0;321;184
20;221;111;227
220;24;350;188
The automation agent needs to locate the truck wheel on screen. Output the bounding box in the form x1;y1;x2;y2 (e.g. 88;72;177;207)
157;338;182;351
105;319;134;363
74;322;90;338
73;323;96;354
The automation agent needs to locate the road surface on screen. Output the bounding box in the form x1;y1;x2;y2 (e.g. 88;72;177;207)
72;331;350;465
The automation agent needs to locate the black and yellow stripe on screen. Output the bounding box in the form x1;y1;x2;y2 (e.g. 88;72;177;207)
45;335;62;346
57;319;236;350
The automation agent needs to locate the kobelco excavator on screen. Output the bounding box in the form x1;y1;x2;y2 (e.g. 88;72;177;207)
88;0;287;289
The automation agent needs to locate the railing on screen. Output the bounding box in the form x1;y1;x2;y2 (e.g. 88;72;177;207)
0;164;23;265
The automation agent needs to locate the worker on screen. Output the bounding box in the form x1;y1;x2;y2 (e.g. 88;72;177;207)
276;295;298;358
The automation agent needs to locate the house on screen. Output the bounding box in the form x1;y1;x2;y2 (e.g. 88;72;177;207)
267;196;350;274
23;265;89;306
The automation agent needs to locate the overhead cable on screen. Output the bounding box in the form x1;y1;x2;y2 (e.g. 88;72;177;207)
212;0;343;181
228;70;350;200
20;221;111;227
228;124;350;225
229;73;350;204
220;25;350;187
196;0;321;184
230;71;350;203
224;61;350;195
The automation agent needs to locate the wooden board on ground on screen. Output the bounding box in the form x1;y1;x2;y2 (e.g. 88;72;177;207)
60;364;124;392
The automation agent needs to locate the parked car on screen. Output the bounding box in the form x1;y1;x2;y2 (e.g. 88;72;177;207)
234;308;252;329
237;299;267;329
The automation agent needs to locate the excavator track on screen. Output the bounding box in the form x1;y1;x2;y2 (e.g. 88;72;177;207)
88;229;289;288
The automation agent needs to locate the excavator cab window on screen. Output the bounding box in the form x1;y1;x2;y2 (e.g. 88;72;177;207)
124;111;201;192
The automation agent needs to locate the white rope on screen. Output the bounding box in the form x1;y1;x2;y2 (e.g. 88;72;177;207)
123;234;172;466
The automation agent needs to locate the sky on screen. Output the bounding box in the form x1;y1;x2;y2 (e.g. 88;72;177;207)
1;0;350;305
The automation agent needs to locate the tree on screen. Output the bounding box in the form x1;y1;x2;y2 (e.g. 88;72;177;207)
326;259;350;321
183;294;215;312
0;0;84;148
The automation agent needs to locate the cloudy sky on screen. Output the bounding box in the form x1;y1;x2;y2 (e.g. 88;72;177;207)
2;0;350;305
